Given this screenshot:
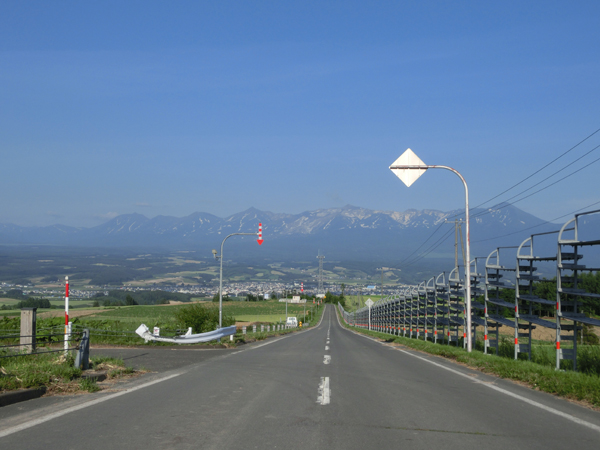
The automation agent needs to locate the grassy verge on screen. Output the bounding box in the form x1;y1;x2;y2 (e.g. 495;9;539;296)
335;310;600;408
0;353;136;394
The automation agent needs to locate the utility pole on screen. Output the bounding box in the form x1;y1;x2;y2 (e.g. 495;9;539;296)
445;219;466;273
381;267;384;300
317;251;325;297
358;285;362;308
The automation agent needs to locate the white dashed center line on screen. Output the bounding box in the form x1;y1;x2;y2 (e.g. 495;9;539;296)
317;377;331;405
323;355;331;364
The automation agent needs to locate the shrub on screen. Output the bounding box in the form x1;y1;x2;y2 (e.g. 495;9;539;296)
173;304;234;333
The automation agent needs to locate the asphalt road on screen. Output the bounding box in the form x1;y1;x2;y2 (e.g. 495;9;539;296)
1;304;600;449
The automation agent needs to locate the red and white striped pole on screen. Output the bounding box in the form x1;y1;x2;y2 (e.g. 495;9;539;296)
64;276;69;352
301;282;304;293
257;223;263;245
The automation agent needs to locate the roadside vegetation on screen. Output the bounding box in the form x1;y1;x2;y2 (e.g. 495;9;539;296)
335;308;600;409
0;299;326;347
0;353;135;394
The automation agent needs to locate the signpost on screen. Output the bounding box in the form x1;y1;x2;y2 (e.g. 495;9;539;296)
389;148;472;352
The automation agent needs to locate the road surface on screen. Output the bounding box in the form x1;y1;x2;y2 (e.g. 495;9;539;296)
1;304;599;449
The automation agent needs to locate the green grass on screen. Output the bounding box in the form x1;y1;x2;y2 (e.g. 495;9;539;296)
0;352;135;393
336;310;600;408
0;352;81;391
79;377;101;392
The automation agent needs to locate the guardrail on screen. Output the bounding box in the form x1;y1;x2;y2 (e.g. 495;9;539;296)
0;329;90;369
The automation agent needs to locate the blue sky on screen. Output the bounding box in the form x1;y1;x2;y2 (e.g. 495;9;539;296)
1;1;599;227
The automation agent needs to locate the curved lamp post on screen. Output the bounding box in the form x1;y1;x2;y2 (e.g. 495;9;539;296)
213;224;263;329
389;148;472;352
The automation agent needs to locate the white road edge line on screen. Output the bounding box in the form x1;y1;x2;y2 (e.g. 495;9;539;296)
0;373;183;439
334;308;600;434
317;377;331;405
323;355;331;364
391;346;600;434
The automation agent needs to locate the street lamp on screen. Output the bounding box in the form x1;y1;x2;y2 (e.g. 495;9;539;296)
389;148;472;352
212;225;263;329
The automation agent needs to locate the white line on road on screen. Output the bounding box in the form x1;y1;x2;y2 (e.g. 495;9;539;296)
0;373;183;439
325;345;329;351
323;355;331;364
391;346;600;434
317;377;330;405
340;316;600;434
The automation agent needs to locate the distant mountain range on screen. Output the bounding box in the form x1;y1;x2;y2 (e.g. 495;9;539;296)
1;205;584;266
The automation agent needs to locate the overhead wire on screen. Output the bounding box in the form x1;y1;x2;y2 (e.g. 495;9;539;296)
400;226;455;269
470;143;600;220
396;221;447;266
469;125;600;211
399;126;600;264
473;198;600;243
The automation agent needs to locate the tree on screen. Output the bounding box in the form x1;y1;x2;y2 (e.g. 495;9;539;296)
212;291;230;302
174;303;234;333
17;297;51;309
125;294;138;306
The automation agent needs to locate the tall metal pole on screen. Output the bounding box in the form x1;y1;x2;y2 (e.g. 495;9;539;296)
216;232;259;329
389;162;472;352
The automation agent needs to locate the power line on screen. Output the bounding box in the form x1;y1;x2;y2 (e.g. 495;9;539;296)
445;126;600;221
471;148;600;220
470;126;600;211
472;198;600;243
397;221;447;266
400;227;455;268
397;126;600;267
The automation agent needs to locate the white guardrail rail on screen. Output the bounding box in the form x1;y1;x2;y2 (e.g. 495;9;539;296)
135;324;237;344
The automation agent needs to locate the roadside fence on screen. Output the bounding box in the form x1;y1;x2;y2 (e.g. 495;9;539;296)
339;209;600;373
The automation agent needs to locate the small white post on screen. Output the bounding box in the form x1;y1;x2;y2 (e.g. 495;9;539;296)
64;276;69;353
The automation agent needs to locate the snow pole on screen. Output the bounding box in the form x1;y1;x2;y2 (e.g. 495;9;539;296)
64;276;69;353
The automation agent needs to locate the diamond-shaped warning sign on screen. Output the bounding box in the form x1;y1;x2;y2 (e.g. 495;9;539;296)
389;148;427;187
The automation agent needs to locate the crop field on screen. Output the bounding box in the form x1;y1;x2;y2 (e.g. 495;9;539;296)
343;295;384;312
86;300;318;324
1;299;319;324
0;299;97;318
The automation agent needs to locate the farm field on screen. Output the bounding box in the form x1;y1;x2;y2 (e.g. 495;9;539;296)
0;299;96;318
0;246;402;288
2;300;323;327
87;300;318;325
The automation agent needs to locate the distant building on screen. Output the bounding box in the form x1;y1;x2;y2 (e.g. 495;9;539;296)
366;285;377;290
